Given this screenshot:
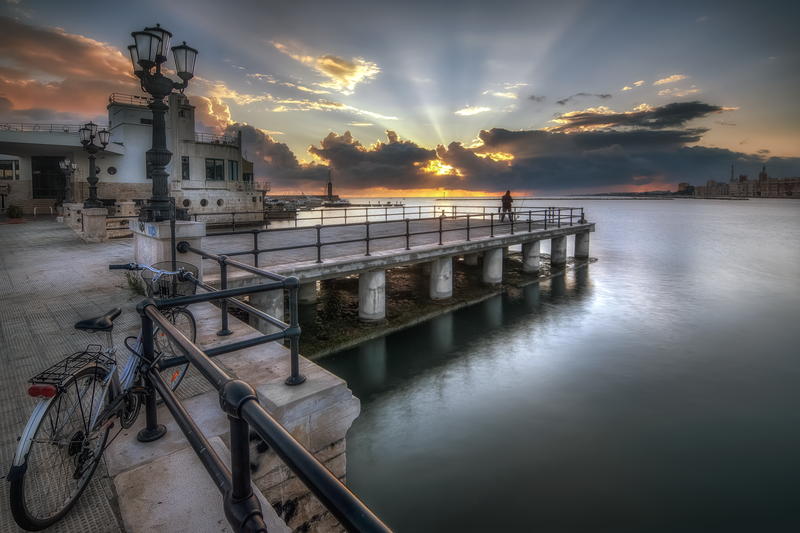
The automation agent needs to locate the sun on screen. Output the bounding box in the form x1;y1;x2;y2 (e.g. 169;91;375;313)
419;160;462;176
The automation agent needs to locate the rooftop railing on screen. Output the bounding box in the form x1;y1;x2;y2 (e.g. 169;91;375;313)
109;93;154;107
0;123;104;134
195;132;239;146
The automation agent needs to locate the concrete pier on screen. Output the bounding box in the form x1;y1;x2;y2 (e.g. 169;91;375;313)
522;240;541;273
575;231;590;260
429;256;453;299
359;269;386;321
551;235;567;268
250;287;285;334
483;247;504;284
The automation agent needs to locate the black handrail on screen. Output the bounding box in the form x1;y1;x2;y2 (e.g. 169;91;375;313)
138;301;393;533
200;207;586;267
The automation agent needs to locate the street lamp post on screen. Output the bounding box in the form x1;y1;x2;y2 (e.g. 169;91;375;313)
58;158;78;204
79;122;110;209
128;24;198;223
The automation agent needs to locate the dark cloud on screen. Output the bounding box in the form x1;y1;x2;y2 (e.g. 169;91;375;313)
307;130;438;189
257;99;796;194
528;95;546;102
550;101;730;132
715;120;736;126
555;93;611;106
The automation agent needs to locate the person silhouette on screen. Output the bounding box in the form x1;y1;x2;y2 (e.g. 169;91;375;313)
501;190;513;221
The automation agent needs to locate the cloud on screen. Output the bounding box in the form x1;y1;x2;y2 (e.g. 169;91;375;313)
556;93;612;106
715;120;736;126
483;90;519;99
654;75;689;85
273;42;380;95
268;96;399;120
546;101;734;133
658;86;700;97
455;106;491;116
528;95;546;102
635;81;644;87
622;86;632;91
216;101;796;195
306;130;439;189
0;16;138;120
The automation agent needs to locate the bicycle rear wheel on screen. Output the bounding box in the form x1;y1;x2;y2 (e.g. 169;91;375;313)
9;366;110;531
154;308;196;391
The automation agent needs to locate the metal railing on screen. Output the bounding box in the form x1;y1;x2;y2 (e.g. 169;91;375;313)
190;210;267;230
134;252;392;532
109;93;153;107
202;205;586;267
195;132;239;146
0;123;102;134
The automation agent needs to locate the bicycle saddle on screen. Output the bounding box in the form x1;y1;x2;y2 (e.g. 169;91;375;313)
74;308;122;332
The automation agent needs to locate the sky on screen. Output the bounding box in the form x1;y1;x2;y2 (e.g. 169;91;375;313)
1;0;798;197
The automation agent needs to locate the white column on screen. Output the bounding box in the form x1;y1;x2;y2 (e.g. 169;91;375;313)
250;288;284;335
522;240;541;273
131;220;206;280
551;236;567;268
483;248;503;284
298;281;317;304
575;231;590;259
359;270;386;321
429;257;453;300
81;207;108;243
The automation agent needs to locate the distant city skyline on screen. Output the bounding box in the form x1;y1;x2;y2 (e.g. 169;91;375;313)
1;0;798;196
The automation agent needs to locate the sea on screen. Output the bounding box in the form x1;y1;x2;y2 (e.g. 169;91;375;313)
317;196;800;533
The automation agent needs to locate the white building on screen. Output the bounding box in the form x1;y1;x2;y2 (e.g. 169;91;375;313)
1;92;266;220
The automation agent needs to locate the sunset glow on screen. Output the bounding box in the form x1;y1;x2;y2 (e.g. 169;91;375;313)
0;2;797;197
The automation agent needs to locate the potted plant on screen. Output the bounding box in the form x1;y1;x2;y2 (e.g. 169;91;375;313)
5;203;25;223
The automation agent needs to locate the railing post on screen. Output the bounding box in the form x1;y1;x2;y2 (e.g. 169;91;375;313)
218;256;233;336
252;229;260;268
438;215;444;245
286;281;306;385
510;211;515;235
405;218;411;250
466;214;471;241
231;212;236;232
570;208;573;226
543;209;548;230
558;208;562;228
137;306;166;442
315;225;323;263
528;210;532;232
490;213;495;237
365;221;371;256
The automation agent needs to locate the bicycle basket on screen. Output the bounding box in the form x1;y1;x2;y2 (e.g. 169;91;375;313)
141;261;199;299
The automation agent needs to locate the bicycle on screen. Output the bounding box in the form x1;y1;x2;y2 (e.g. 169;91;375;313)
7;261;199;531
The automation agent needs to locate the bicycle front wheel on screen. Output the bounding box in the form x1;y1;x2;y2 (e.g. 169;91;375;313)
154;308;196;391
9;366;110;531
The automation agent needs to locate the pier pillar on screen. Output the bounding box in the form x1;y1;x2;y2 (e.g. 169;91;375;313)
429;257;453;300
483;248;503;284
131;220;206;281
359;270;386;321
421;262;431;275
250;288;285;335
522;240;541;273
551;236;567;268
298;280;317;304
81;208;109;243
503;246;509;258
464;253;479;266
575;231;590;259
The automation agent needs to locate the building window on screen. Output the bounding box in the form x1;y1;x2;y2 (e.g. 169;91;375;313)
0;160;19;180
228;160;239;181
205;158;224;181
181;157;189;181
243;172;253;183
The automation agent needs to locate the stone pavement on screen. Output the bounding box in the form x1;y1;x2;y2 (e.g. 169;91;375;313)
1;216;138;533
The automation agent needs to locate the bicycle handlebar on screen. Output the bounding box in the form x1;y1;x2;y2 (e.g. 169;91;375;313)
109;263;187;275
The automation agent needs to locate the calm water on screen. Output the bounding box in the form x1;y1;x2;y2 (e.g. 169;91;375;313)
319;198;800;533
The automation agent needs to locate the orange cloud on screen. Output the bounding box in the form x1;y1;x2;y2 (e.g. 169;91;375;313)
0;16;138;117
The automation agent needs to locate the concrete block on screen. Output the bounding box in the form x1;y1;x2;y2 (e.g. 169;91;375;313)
575;230;590;259
113;436;290;533
358;269;385;321
522;240;541;273
429;256;452;299
482;247;503;284
551;235;567;268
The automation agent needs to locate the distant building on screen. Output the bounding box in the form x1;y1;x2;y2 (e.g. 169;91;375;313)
692;166;798;198
0;93;267;217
